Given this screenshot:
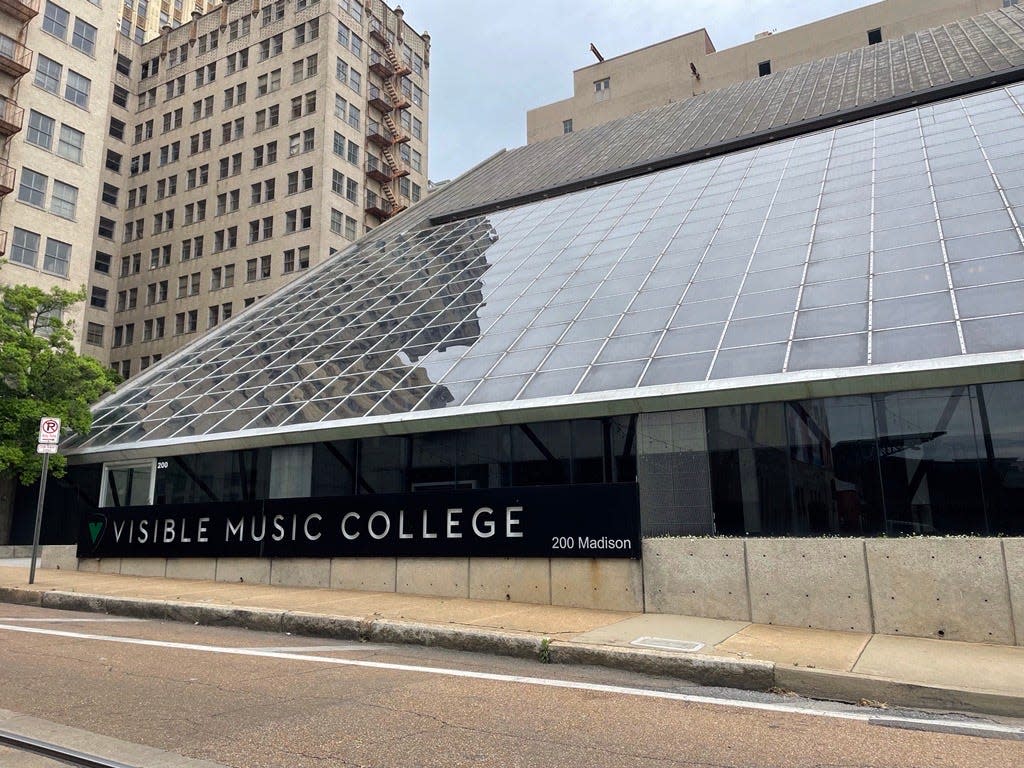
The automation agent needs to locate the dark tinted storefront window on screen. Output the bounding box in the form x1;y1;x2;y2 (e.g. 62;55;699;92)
311;441;357;497
787;396;884;535
874;387;987;535
510;421;571;486
409;431;458;490
976;381;1024;535
706;385;1015;536
457;426;511;489
358;436;408;494
157;449;267;504
708;403;791;536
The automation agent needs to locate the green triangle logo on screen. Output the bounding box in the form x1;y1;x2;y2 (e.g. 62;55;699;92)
88;520;103;545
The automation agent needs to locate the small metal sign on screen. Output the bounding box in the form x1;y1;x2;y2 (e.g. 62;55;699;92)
37;417;61;444
36;443;58;454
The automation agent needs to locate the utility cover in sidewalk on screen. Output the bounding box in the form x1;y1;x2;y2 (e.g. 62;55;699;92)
630;637;705;653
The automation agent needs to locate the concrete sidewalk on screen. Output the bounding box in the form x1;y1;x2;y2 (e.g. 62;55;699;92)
1;565;1022;719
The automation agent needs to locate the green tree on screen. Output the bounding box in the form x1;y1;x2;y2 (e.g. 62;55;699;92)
0;283;119;543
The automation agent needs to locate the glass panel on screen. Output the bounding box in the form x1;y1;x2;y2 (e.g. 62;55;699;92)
456;426;510;489
409;431;458;490
707;403;791;535
786;397;885;535
510;421;571;486
101;463;154;507
873;388;987;534
358;436;408;494
975;382;1024;535
311;441;356;496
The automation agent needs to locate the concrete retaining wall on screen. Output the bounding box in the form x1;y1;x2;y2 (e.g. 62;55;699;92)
643;537;1023;645
59;536;1023;642
70;555;644;612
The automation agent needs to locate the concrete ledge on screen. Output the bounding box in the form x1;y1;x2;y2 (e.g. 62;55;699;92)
270;558;330;588
549;641;775;691
747;538;872;633
281;611;364;640
396;558;470;598
866;538;1015;644
365;620;543;659
119;558;168;578
0;586;42;607
550;559;643;612
330;558;396;592
775;666;1024;720
643;538;749;620
39;545;78;571
215;558;271;585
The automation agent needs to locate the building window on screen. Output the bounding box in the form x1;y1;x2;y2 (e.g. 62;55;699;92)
867;28;883;45
26;111;55;150
10;228;40;268
97;217;115;240
35;56;62;94
562;119;573;134
101;183;119;206
71;18;97;56
50;180;78;219
86;322;104;346
594;77;610;101
94;251;111;274
65;70;90;108
758;60;771;77
42;2;69;40
57;124;85;163
112;85;129;109
18;168;47;208
43;238;71;277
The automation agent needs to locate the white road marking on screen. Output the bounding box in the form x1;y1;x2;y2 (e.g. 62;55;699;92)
0;622;1021;739
0;618;144;623
243;644;388;653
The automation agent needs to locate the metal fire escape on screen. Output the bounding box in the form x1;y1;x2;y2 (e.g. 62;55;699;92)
364;15;411;222
0;0;37;255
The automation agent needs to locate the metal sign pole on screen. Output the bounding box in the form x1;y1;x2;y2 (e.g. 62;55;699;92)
28;453;50;585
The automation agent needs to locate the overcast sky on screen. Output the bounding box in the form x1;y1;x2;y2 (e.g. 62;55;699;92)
402;0;874;181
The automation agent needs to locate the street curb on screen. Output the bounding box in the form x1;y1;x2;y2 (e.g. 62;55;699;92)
774;666;1024;720
4;587;1023;718
549;641;775;692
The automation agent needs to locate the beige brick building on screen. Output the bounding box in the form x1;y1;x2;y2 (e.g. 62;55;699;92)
528;0;1013;143
95;0;430;379
0;0;428;377
126;0;221;44
0;0;120;328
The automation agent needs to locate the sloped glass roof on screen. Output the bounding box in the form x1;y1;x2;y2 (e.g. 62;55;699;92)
70;84;1024;453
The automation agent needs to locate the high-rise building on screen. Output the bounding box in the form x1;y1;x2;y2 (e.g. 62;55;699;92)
0;0;429;376
0;0;121;333
124;0;221;45
528;0;1013;142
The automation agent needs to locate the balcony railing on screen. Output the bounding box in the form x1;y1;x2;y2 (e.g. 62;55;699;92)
366;120;392;147
0;34;32;77
365;191;395;220
0;160;16;197
0;0;39;23
365;155;393;183
367;84;394;113
0;97;23;136
368;18;388;45
369;50;393;78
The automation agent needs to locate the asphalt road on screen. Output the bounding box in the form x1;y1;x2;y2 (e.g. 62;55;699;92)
0;603;1021;768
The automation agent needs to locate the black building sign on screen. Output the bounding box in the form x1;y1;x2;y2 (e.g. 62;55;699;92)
78;484;641;559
